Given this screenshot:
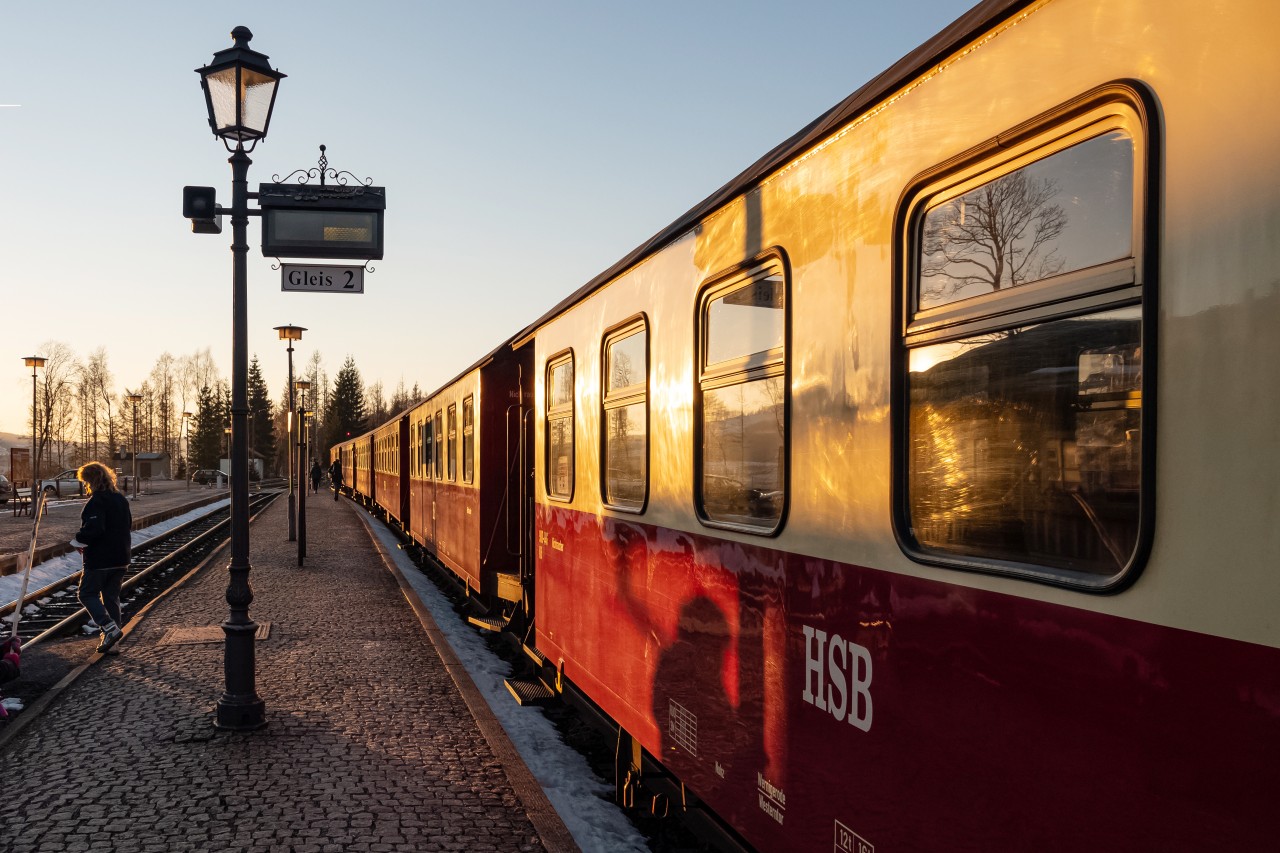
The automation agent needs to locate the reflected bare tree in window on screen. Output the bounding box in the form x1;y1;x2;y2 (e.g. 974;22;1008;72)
922;171;1067;304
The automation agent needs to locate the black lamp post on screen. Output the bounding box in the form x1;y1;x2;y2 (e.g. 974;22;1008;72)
22;356;46;505
295;379;311;566
275;325;305;541
196;26;284;731
126;393;143;500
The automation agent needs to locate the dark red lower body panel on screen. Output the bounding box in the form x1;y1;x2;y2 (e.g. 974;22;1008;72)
535;505;1278;852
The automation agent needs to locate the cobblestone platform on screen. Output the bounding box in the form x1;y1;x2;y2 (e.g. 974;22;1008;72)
0;490;576;853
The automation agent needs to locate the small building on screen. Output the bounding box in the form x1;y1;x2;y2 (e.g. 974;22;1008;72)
113;451;173;480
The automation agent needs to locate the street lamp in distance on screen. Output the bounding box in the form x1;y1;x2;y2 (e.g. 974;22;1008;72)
126;393;143;500
195;26;284;732
274;324;306;542
22;356;46;509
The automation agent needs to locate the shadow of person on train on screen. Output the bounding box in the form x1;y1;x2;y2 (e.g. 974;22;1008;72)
651;596;749;800
603;518;655;630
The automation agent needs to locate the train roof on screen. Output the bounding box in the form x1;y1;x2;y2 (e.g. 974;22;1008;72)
510;0;1031;347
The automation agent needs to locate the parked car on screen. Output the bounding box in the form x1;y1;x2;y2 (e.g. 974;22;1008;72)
42;470;85;499
191;469;222;485
0;474;11;503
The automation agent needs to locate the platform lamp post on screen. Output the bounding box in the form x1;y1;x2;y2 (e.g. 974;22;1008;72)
126;393;143;500
196;26;283;731
275;325;305;541
22;356;46;504
182;412;193;490
295;379;311;566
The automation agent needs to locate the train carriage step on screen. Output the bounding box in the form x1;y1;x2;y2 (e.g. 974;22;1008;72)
467;614;507;632
496;571;522;602
504;676;556;706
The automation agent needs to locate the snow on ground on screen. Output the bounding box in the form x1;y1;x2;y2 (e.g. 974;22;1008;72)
363;519;652;853
0;499;231;610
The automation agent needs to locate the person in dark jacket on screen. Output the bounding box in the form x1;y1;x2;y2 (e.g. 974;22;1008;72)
329;458;343;501
310;459;323;494
73;462;132;655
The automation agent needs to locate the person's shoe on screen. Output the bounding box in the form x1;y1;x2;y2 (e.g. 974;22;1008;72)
96;622;123;654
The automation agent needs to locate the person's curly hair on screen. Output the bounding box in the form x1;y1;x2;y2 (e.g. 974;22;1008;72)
76;461;118;494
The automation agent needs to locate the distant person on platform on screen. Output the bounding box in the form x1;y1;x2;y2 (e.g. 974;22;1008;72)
310;459;323;495
72;462;132;655
329;458;343;501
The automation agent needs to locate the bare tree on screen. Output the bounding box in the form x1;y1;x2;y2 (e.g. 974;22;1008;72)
35;342;78;475
921;170;1067;302
365;380;388;428
389;378;419;415
150;353;179;459
182;348;220;413
81;347;117;465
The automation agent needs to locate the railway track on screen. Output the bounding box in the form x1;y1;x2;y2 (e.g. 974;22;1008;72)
2;491;278;648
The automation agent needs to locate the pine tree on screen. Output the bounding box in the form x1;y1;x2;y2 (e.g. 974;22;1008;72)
247;356;277;474
325;356;366;456
191;384;224;470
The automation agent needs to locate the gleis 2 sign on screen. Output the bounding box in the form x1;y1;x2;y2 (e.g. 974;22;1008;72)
280;263;364;294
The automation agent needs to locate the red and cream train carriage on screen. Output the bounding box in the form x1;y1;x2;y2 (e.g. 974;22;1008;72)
398;344;531;604
340;0;1280;849
372;412;410;529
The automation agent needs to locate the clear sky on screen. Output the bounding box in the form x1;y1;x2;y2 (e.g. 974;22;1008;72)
1;0;976;436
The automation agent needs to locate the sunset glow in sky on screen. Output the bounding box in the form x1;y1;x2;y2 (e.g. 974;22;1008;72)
1;0;975;436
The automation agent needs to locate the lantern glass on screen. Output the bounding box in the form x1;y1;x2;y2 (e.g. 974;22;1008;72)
238;66;279;135
205;65;278;140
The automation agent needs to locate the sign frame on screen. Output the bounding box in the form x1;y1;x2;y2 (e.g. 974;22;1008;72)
280;263;365;294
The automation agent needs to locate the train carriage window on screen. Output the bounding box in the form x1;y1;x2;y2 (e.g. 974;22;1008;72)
427;417;437;479
602;320;648;511
447;405;457;482
546;353;574;501
463;396;475;484
434;411;443;480
897;89;1155;589
697;255;788;533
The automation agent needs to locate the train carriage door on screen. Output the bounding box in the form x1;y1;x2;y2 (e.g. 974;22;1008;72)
506;341;536;618
433;409;444;550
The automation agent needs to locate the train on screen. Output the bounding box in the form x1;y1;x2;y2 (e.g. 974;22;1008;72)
332;0;1280;849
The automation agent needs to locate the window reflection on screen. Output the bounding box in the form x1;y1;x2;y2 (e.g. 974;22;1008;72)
907;308;1142;574
919;132;1133;310
702;376;785;527
447;405;457;481
707;277;785;365
606;403;646;507
548;355;574;500
463;397;474;484
434;412;443;480
427;422;437;479
608;331;646;393
549;416;574;498
604;327;647;509
550;360;574;408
